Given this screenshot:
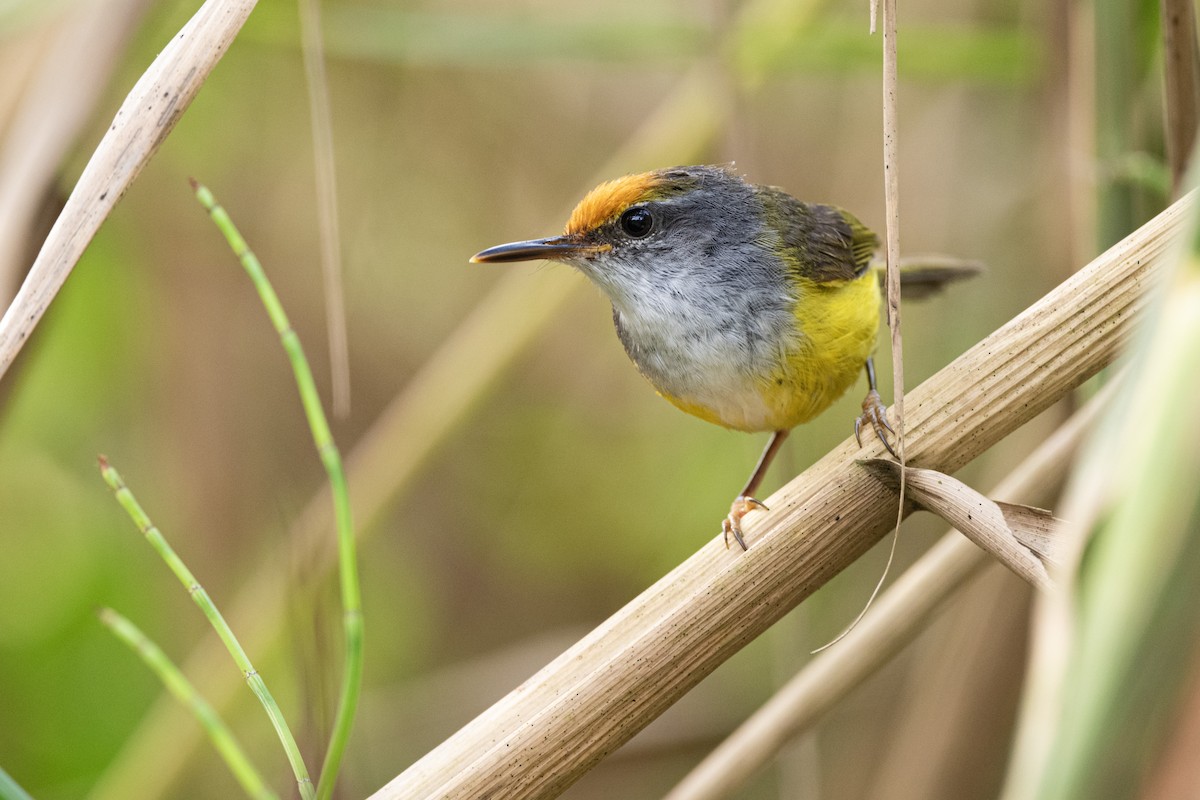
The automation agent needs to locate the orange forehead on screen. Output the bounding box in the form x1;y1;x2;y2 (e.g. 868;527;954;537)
564;172;662;235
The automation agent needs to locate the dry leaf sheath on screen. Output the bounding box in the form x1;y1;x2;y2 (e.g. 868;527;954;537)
860;459;1060;590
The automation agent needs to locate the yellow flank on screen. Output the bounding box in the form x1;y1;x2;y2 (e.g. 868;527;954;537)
565;172;661;235
648;270;881;434
555;167;884;435
763;270;880;430
657;391;732;428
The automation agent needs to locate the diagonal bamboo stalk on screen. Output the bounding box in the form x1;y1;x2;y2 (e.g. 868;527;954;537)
0;0;259;383
370;193;1192;799
663;381;1115;800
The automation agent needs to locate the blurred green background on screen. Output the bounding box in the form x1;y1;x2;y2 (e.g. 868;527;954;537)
0;0;1169;798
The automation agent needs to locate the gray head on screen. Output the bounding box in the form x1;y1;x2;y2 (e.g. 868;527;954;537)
470;165;780;307
470;166;800;404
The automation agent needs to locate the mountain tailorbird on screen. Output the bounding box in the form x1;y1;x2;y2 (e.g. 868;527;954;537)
472;164;976;549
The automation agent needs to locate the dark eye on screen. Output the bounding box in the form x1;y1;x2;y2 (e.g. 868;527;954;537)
619;207;654;238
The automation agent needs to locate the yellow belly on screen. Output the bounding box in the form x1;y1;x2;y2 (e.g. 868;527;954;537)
661;271;880;432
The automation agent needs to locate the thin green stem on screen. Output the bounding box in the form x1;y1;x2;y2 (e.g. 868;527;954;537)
98;608;277;800
98;457;315;800
192;180;363;800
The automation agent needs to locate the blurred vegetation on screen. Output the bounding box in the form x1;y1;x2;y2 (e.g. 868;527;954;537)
0;0;1183;798
1041;226;1200;798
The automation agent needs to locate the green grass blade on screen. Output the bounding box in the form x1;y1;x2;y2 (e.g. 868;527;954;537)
1040;202;1200;800
98;457;315;800
191;180;363;800
98;609;278;800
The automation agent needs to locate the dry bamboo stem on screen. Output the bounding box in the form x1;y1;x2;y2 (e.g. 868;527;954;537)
663;382;1115;800
370;194;1191;799
0;0;259;383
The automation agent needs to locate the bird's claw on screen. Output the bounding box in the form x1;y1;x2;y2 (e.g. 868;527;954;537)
855;389;897;458
722;495;769;551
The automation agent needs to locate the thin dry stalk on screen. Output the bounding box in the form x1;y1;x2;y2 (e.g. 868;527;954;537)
0;0;259;382
1161;0;1200;195
0;0;153;302
881;0;904;451
298;0;351;418
663;385;1114;800
832;0;905;658
811;0;909;657
368;193;1191;800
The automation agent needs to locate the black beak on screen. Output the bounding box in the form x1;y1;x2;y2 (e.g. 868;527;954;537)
470;235;606;264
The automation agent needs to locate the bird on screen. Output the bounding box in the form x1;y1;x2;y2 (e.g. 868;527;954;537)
471;164;976;550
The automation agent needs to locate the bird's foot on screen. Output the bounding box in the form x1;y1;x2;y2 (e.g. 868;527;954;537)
854;389;897;458
722;496;769;551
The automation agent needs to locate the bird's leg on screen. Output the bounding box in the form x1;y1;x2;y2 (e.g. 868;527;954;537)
854;356;897;458
723;429;790;550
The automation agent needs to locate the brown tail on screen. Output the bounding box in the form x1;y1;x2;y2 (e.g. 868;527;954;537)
872;255;984;299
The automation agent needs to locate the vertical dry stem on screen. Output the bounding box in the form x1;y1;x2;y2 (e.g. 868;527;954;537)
881;0;904;450
1161;0;1200;194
